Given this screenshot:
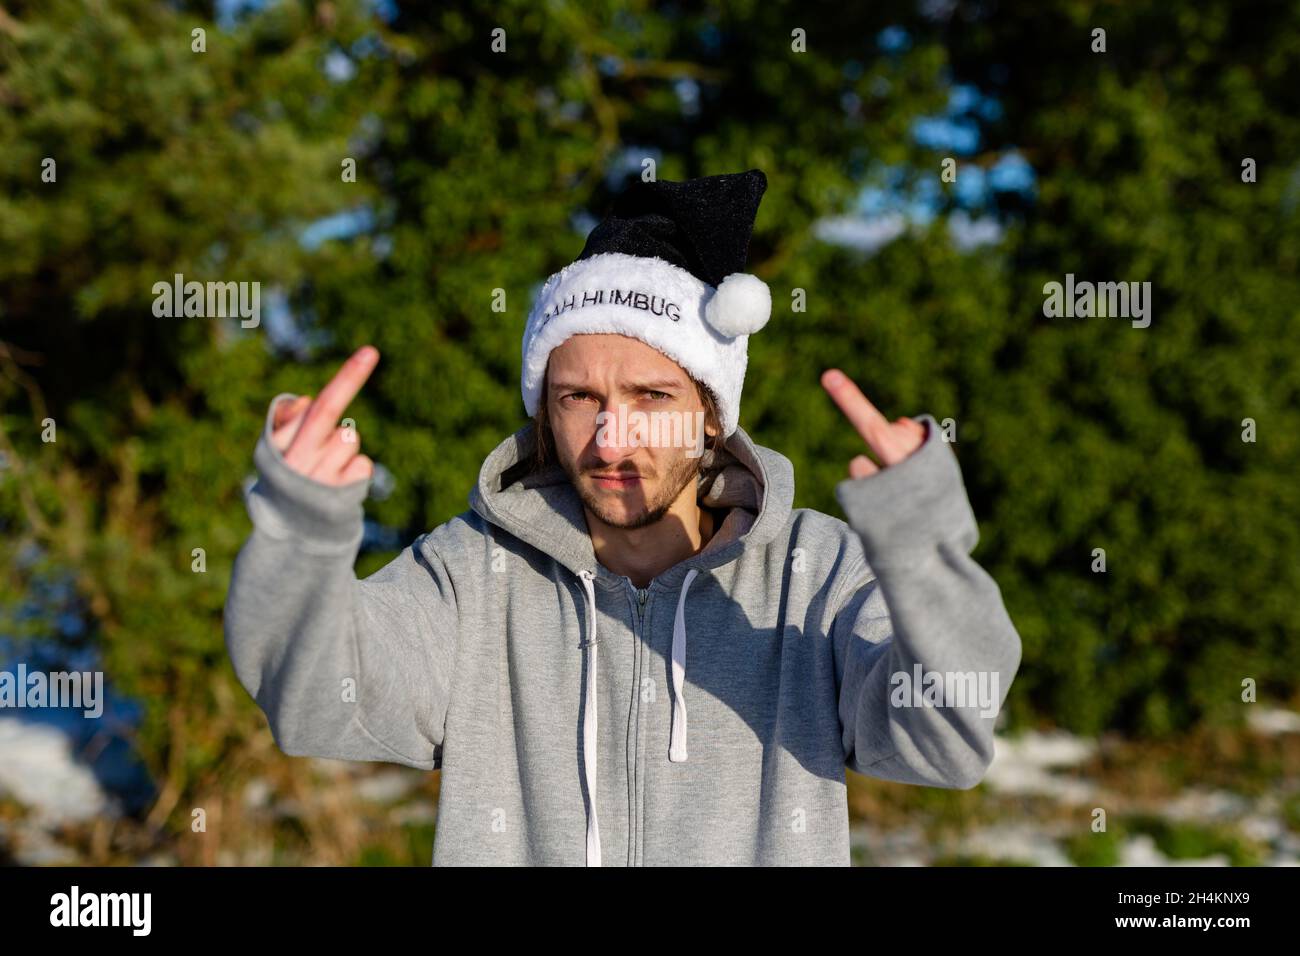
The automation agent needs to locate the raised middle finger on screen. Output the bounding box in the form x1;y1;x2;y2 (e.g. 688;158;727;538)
288;346;379;456
820;369;900;461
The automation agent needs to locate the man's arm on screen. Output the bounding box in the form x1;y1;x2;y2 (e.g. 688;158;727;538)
829;414;1021;787
819;376;1022;789
223;384;458;771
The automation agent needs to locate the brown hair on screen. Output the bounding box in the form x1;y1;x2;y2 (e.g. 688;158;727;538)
533;366;723;471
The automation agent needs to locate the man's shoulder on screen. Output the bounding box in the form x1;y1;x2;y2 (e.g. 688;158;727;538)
410;508;494;559
785;505;856;546
781;506;871;580
414;508;545;563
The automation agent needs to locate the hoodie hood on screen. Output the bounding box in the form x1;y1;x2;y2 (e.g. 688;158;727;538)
468;421;795;586
468;420;796;865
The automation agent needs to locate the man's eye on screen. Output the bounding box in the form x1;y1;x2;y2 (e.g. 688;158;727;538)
646;391;670;401
564;392;590;402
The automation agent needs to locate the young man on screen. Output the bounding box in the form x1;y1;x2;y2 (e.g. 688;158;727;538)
224;169;1022;866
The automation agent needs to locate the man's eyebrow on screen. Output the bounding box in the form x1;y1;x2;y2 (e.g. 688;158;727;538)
627;379;686;391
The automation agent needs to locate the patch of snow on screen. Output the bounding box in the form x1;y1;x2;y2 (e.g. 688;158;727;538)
1247;707;1300;735
0;820;80;865
1160;788;1251;823
0;717;112;824
956;823;1073;866
1118;834;1229;867
355;769;419;803
981;730;1098;803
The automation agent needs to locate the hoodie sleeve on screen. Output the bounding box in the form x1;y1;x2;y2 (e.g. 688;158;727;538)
829;413;1021;789
223;394;457;771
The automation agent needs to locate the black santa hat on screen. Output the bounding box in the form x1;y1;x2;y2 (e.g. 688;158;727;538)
521;168;772;437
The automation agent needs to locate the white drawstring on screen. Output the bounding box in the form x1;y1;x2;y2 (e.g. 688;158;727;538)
577;569;601;867
669;568;699;762
576;566;700;865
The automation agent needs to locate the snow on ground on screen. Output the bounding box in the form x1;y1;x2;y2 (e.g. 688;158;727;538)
980;729;1098;803
0;717;112;824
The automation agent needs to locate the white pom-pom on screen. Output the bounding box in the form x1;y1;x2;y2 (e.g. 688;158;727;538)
704;273;771;337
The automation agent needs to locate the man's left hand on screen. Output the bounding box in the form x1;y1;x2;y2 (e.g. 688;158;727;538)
820;368;927;478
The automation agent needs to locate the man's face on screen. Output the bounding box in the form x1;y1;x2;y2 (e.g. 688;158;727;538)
546;333;719;530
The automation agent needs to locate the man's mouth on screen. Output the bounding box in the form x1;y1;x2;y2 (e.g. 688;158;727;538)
590;472;643;489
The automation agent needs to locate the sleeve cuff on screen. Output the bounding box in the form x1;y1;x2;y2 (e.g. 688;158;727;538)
244;393;370;550
833;413;979;571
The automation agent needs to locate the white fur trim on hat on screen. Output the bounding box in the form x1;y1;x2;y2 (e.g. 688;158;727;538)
521;252;768;437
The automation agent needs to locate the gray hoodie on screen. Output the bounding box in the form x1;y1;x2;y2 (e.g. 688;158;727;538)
224;394;1022;865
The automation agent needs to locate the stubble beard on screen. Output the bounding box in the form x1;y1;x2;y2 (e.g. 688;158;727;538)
563;447;703;531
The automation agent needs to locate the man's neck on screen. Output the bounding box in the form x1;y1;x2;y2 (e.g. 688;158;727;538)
586;490;717;589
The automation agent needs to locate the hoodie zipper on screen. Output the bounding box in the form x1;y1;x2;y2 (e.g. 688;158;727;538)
627;580;650;866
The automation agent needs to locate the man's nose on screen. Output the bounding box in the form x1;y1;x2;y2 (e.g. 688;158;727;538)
591;402;643;461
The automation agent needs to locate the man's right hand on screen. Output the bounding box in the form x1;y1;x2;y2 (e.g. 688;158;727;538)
270;345;379;486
